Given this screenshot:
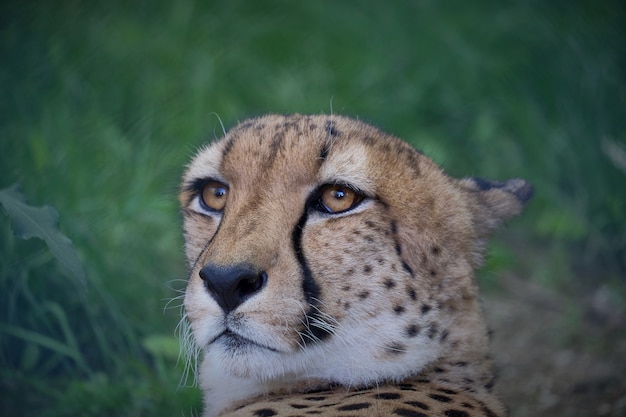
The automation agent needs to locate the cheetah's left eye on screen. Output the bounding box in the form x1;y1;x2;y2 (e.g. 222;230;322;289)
313;184;365;214
200;180;229;212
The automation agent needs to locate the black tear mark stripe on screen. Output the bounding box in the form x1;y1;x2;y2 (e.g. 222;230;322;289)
289;137;337;344
189;207;227;274
291;208;332;343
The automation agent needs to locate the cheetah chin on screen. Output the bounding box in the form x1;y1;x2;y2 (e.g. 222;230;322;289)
179;114;532;417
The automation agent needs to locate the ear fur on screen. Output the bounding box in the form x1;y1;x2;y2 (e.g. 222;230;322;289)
458;177;533;241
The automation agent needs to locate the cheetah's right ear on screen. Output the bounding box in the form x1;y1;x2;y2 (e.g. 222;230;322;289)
458;177;533;239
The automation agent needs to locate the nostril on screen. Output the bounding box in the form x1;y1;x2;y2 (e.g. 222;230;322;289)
236;271;267;297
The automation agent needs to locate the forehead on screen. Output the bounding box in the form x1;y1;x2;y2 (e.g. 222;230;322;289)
182;114;424;196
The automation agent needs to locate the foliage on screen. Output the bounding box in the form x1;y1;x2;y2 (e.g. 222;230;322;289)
0;0;624;415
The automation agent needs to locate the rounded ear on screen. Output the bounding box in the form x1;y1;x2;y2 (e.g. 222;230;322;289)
458;177;533;239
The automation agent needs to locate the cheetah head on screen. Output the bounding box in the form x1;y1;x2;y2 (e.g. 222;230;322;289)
179;114;532;416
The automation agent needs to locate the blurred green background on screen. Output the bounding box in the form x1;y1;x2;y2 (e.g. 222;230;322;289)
1;1;624;416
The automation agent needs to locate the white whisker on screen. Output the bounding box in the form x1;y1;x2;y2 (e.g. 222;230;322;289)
175;310;201;388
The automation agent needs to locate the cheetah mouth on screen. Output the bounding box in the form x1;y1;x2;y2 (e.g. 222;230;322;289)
213;329;282;353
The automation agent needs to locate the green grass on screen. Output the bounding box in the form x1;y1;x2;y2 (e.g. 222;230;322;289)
1;0;624;415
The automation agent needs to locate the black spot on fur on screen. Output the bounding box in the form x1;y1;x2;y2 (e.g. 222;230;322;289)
358;290;370;300
433;366;445;373
427;324;438;339
485;378;495;391
444;410;470;417
454;361;469;367
384;278;396;289
364;264;372;274
341;285;351;291
440;330;449;342
376;392;402;400
428;394;452;403
290;404;310;409
404;401;429;410
221;137;236;159
319;143;330;160
431;246;441;256
393;409;428;417
406;324;420;338
394;305;406;315
461;402;475;409
324;120;339;136
421;304;432;314
402;261;414;277
398;383;417;391
437;388;458;395
337;403;371;411
254;409;277;417
305;396;327;401
476;400;499;417
407;287;417;301
385;342;406;355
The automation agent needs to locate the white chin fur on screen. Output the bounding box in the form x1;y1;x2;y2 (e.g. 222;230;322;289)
198;313;441;416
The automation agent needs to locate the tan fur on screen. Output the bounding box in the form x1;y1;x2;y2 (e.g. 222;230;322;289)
179;114;532;417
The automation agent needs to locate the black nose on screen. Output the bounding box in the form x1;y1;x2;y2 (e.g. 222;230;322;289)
198;264;267;313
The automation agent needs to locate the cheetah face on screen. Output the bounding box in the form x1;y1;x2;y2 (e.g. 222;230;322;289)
180;115;531;394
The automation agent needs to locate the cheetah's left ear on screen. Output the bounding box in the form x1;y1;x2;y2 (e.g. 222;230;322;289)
458;177;533;238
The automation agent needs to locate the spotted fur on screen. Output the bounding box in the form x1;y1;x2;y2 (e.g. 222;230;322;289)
179;114;532;417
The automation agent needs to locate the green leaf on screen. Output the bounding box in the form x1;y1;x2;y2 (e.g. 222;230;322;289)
142;334;180;360
0;184;86;288
0;323;90;373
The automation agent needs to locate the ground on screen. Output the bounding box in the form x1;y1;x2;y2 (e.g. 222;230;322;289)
485;275;626;417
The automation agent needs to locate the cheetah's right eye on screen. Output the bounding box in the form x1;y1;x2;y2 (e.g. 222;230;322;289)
200;180;229;212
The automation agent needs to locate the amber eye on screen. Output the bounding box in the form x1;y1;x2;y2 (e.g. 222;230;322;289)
200;180;229;212
317;184;364;214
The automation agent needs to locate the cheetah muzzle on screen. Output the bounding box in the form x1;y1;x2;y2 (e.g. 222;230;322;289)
179;114;532;417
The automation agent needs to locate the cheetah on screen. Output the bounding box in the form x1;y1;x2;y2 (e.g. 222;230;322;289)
179;114;532;417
